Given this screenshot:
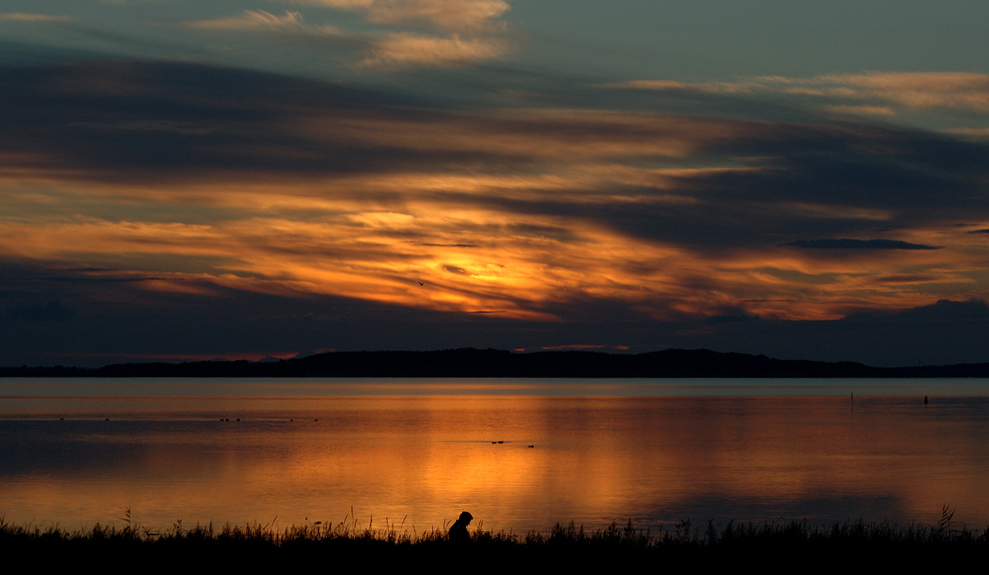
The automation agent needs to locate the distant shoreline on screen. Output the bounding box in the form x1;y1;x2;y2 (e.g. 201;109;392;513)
4;348;989;378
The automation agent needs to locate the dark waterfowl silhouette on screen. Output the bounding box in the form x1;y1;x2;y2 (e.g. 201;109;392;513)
449;511;473;544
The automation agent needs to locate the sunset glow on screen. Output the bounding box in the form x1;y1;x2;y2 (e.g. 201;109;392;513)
1;1;988;366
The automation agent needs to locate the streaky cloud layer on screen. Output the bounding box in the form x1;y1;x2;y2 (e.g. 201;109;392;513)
2;60;986;328
0;2;987;366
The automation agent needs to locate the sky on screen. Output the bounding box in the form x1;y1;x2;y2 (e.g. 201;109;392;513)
1;1;988;367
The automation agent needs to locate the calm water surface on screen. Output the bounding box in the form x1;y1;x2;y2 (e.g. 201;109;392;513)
2;378;989;533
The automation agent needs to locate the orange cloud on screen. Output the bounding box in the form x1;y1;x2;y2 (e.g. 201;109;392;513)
297;0;510;31
2;172;984;325
0;13;72;22
188;2;511;68
805;72;989;112
362;32;506;67
291;108;738;161
188;10;308;30
3;68;987;327
611;72;989;118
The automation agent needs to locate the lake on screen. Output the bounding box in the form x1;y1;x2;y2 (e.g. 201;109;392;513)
3;378;989;534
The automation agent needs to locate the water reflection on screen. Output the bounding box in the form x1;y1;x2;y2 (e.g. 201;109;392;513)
2;379;989;533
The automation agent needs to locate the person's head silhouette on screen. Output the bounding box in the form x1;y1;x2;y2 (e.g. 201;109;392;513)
449;511;473;543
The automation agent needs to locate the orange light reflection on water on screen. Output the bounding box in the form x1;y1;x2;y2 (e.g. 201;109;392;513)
3;392;989;533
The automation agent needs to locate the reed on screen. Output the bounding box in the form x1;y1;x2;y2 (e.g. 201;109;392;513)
4;510;988;568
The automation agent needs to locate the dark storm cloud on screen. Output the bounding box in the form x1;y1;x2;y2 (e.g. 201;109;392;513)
781;239;940;250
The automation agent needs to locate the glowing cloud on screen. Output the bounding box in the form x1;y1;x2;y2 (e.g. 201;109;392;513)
187;3;508;68
794;72;989;113
0;13;72;22
611;72;989;119
187;10;309;31
297;0;510;31
2;57;988;363
362;32;505;67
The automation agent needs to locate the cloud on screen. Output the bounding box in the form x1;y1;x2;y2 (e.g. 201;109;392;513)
4;300;77;322
3;59;989;331
66;120;216;135
945;127;989;140
4;8;989;367
888;298;989;321
186;7;506;68
362;32;505;67
610;72;989;118
782;239;941;250
807;72;989;113
822;105;896;117
186;9;348;38
187;10;310;31
297;0;510;31
611;79;755;95
0;13;72;22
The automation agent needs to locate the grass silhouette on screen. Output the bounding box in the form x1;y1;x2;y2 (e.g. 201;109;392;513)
3;507;987;568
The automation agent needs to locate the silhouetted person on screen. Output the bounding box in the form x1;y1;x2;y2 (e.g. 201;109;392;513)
449;511;473;544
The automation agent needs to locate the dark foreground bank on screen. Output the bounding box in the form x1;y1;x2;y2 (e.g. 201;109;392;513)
3;515;987;568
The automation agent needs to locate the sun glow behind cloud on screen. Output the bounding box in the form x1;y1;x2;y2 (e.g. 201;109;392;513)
2;2;989;364
2;156;984;325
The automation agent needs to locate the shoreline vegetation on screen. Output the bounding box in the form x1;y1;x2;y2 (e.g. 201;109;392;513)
4;510;989;567
4;348;989;378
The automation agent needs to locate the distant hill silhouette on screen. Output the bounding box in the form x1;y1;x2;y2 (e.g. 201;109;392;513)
4;348;989;377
